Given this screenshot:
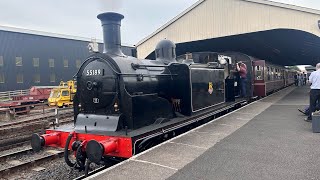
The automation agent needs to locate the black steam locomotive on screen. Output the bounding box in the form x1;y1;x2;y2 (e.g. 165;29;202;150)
31;12;275;171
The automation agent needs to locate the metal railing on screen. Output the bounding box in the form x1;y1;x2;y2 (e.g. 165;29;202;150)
0;103;73;123
0;89;29;101
0;102;49;120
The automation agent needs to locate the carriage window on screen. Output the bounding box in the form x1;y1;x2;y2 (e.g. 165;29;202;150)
255;65;263;80
267;67;270;81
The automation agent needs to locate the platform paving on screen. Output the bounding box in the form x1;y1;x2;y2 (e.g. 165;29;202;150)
88;86;319;180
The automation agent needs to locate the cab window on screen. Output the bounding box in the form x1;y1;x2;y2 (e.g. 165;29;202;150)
62;90;69;96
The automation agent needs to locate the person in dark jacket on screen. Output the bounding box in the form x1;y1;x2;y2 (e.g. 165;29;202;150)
303;73;307;85
294;73;298;86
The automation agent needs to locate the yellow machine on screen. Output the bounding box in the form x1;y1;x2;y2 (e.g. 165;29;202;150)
48;81;76;107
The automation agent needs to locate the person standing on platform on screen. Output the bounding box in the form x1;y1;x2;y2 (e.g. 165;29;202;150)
299;74;303;86
294;73;298;86
305;63;320;122
236;61;247;98
303;72;307;85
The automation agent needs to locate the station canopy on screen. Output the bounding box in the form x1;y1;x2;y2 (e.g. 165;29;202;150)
176;29;320;66
147;29;320;66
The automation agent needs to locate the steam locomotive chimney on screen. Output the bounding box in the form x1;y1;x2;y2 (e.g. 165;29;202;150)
97;12;124;56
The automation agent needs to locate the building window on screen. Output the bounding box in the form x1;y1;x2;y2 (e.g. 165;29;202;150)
49;59;54;68
50;73;55;83
63;59;68;67
0;56;3;67
0;73;4;83
33;58;40;67
17;73;23;83
34;74;40;83
16;57;22;66
76;60;81;69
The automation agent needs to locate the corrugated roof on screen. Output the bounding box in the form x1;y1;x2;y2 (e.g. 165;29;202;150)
136;0;320;47
0;25;134;47
244;0;320;15
136;0;205;46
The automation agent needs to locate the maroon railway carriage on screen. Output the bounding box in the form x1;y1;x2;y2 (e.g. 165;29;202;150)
252;60;295;97
217;52;294;98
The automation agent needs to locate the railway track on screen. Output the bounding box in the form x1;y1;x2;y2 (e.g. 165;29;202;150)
0;112;74;152
0;148;64;177
0;148;33;162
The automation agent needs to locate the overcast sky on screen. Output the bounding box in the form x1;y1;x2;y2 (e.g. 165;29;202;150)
0;0;318;45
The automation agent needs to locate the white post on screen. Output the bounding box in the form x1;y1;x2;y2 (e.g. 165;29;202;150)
55;108;59;127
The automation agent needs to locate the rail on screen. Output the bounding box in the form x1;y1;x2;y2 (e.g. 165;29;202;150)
0;150;64;177
0;89;29;101
0;148;33;162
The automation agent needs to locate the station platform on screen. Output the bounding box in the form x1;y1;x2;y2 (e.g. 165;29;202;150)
88;86;320;180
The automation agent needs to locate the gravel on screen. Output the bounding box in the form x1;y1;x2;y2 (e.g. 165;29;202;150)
4;156;104;180
0;144;107;180
0;147;56;171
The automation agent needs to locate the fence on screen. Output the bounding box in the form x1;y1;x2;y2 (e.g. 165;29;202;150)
0;103;73;124
0;89;29;101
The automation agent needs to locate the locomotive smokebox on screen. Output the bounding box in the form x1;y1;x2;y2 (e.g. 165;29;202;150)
97;12;124;56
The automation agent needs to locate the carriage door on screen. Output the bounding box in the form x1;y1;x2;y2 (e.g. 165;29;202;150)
253;60;266;97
